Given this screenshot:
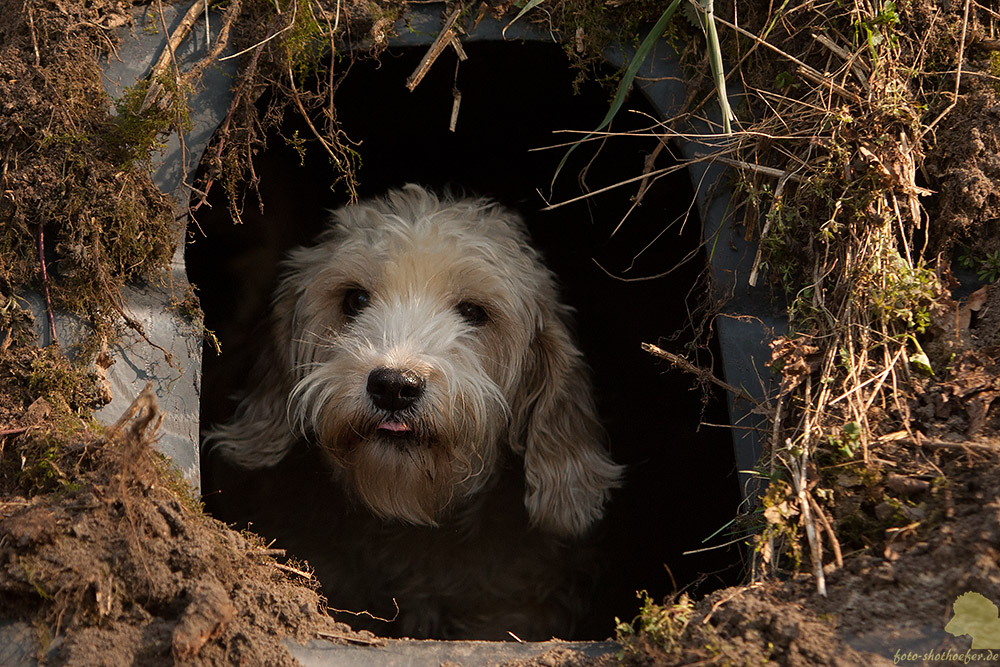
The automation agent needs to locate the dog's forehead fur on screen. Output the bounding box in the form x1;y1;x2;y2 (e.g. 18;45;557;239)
304;186;555;313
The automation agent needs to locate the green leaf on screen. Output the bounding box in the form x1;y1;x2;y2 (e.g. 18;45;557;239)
908;336;934;375
501;0;547;39
550;0;683;187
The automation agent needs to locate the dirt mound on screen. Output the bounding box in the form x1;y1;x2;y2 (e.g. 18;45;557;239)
0;384;367;665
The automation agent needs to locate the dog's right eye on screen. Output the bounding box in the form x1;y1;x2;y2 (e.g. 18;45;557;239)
342;288;371;319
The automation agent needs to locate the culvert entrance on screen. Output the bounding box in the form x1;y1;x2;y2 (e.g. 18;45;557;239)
189;38;743;642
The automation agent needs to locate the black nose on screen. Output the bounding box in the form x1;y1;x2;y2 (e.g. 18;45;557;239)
366;367;425;412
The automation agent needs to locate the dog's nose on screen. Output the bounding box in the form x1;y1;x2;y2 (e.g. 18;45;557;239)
366;367;425;412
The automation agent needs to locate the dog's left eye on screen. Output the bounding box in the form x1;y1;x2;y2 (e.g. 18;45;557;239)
343;288;371;319
456;301;489;327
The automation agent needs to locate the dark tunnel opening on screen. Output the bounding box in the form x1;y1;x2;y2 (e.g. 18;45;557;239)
186;39;744;640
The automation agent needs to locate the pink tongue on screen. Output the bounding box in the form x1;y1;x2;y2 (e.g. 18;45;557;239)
378;420;411;433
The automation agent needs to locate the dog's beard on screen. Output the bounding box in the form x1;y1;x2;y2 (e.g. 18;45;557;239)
289;343;509;525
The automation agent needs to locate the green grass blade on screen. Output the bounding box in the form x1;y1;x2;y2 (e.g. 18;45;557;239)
501;0;547;39
550;0;683;188
700;0;733;134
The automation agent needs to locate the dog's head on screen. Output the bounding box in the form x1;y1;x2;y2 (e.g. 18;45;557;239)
213;185;621;536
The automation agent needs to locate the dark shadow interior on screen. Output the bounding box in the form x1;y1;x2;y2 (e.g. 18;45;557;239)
187;40;743;639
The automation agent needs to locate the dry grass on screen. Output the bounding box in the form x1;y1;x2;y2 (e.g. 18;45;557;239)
706;0;993;595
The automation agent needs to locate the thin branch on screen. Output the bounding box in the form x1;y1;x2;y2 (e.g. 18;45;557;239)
707;154;804;183
406;5;464;92
24;0;41;66
272;562;314;579
149;0;206;80
641;343;760;406
808;493;843;569
920;0;970;140
219;2;295;62
287;63;341;166
37;226;58;347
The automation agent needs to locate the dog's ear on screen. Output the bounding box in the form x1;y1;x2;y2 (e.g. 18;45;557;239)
203;342;297;469
512;305;623;537
202;279;302;469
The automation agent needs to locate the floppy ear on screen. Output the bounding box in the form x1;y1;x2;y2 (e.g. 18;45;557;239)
203;345;297;468
202;277;302;469
513;304;623;537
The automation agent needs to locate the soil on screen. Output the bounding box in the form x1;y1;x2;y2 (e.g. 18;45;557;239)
2;0;1000;665
0;382;372;666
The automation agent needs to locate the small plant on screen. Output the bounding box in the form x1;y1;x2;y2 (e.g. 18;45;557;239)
955;247;1000;283
774;70;796;90
826;421;862;459
870;249;939;334
852;1;900;59
616;591;694;655
755;478;803;572
976;250;1000;283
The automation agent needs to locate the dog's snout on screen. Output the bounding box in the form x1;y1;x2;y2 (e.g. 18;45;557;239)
367;367;426;412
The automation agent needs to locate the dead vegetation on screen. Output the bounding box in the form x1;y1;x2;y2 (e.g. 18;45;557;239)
719;0;1000;592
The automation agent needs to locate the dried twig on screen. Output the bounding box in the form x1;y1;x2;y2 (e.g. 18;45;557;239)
272;562;314;579
811;32;870;91
406;5;464;91
149;0;207;81
185;0;242;82
287;62;341;166
794;65;863;104
315;630;382;646
808;493;843;569
102;382;159;443
708;154;804;183
24;0;40;66
641;343;760;406
254;548;286;558
220;0;296;62
37;226;59;347
920;0;971;139
919;438;998;453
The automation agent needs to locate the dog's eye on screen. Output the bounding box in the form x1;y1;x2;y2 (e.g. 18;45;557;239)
457;301;489;327
342;288;371;319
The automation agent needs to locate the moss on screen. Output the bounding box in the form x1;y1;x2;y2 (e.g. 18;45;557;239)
281;0;331;83
754;478;804;571
25;348;103;414
0;0;177;343
616;591;695;656
109;77;192;171
990;51;1000;82
20;557;55;601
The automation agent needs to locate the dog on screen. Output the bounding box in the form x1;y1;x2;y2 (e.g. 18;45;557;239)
204;184;622;639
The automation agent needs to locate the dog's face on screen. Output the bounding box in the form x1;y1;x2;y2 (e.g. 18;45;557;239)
216;186;621;536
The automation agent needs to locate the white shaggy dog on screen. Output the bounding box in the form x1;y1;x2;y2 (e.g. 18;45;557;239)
206;184;622;639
